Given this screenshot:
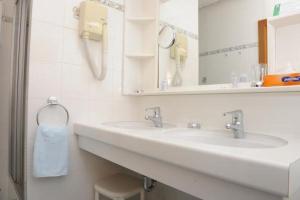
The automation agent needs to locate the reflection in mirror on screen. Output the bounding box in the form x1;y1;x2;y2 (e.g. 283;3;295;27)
122;0;300;95
158;25;176;49
158;0;268;89
198;0;266;86
159;0;198;88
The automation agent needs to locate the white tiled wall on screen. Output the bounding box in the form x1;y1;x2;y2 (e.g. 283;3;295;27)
26;1;140;200
140;92;300;136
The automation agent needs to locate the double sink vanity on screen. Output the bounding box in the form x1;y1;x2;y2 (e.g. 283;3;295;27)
75;108;300;200
74;0;300;199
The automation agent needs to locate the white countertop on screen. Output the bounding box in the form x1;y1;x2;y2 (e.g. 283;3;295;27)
74;123;300;197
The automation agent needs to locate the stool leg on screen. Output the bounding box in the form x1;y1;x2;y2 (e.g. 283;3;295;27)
95;192;99;200
140;190;145;200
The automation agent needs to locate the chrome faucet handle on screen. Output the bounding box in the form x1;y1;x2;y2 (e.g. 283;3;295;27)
223;110;243;118
187;122;201;129
223;110;245;139
225;121;241;129
145;107;163;128
145;107;161;117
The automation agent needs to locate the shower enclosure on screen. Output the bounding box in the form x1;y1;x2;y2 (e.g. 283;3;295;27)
9;0;31;199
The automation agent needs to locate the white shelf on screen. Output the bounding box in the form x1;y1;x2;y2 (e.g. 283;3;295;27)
124;85;300;96
125;53;155;59
268;12;300;28
123;0;159;92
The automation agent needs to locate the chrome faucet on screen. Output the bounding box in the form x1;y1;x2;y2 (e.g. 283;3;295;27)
223;110;245;139
145;107;163;128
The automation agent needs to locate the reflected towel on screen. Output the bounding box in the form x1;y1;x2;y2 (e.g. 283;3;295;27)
33;124;69;178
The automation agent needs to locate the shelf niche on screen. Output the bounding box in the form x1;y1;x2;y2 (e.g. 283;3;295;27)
123;0;159;94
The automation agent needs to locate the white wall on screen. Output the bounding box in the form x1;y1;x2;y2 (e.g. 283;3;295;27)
26;0;141;200
0;1;15;200
275;24;300;73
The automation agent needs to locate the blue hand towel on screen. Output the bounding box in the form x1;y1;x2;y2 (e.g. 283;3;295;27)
33;124;69;178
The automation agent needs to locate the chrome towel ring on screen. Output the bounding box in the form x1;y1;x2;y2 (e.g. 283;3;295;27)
36;96;70;126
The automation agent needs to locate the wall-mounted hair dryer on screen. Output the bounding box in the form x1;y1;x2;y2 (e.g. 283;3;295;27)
77;0;108;81
170;32;188;86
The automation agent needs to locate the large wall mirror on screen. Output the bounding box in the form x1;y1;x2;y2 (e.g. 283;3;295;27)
158;0;269;89
122;0;300;95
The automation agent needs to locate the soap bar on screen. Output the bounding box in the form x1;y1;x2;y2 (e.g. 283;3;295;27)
263;73;300;87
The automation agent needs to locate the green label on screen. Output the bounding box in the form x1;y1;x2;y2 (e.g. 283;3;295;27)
273;4;281;16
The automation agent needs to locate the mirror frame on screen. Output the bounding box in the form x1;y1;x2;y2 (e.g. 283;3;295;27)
258;19;268;66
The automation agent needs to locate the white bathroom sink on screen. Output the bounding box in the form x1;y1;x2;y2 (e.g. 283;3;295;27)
102;121;176;130
75;122;300;197
161;129;288;149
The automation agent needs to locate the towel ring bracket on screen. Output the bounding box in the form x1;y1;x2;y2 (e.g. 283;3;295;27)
36;97;69;126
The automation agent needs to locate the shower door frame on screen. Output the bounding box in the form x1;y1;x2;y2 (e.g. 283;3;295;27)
9;0;31;199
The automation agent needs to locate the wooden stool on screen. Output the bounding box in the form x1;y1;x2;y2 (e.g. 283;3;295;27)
94;173;145;200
